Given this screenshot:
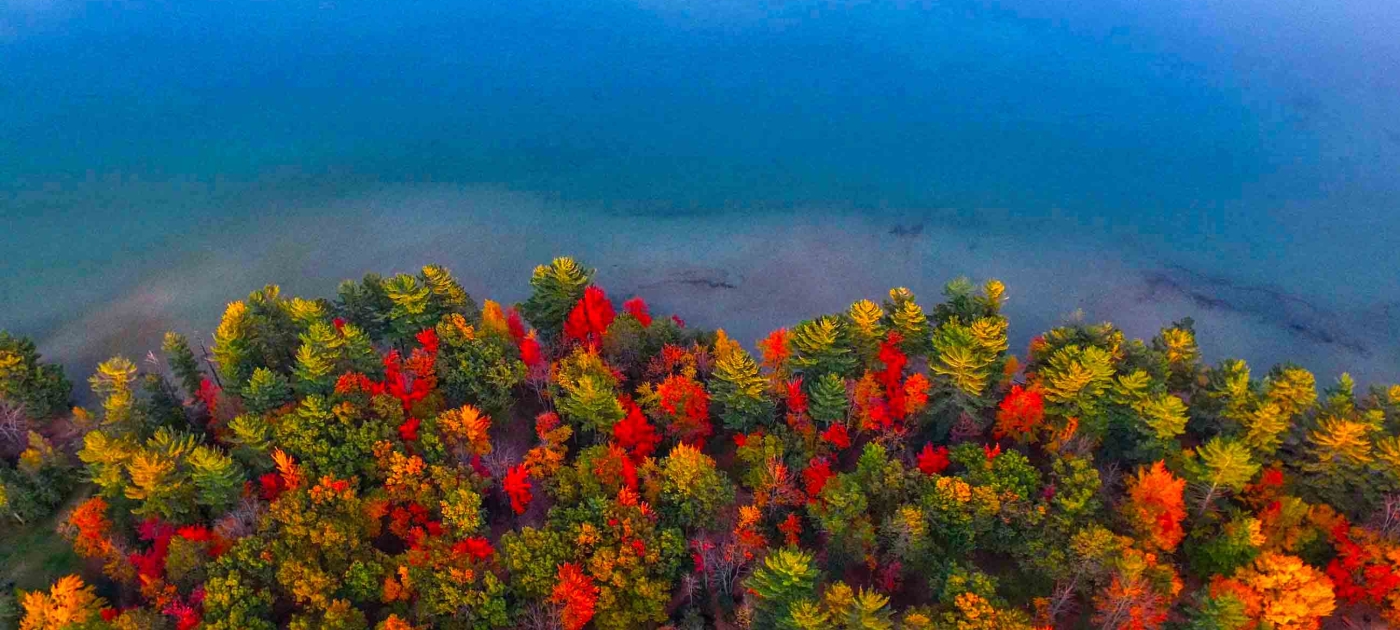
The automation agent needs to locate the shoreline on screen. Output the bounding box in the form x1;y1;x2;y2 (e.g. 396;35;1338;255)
5;183;1396;400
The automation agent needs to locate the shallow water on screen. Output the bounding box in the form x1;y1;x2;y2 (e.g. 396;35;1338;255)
2;1;1398;386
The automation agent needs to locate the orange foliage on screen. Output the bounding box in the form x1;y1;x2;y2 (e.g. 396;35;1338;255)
552;563;599;630
1123;461;1188;552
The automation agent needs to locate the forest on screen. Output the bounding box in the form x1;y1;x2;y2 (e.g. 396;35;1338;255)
3;257;1399;629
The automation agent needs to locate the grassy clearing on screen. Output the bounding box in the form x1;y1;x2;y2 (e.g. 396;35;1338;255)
1;488;89;629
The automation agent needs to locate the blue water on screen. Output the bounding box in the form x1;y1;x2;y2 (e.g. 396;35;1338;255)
2;0;1398;383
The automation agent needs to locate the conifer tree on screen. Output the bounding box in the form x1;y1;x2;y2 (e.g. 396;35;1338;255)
790;317;859;379
190;445;244;513
710;330;774;431
809;372;849;426
1185;437;1260;513
747;549;821;629
162;331;206;398
0;331;72;420
521;257;594;336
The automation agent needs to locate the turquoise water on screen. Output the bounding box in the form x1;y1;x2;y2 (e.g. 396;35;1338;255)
2;1;1398;383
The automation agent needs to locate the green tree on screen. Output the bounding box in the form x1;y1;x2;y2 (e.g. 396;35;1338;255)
520;257;594;336
747;549;821;630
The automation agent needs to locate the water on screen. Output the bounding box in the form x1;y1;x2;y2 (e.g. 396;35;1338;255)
2;0;1398;386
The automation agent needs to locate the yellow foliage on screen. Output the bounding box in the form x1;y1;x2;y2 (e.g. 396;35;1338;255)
847;300;885;338
1134;393;1189;441
480;299;510;338
969;317;1009;355
1265;368;1317;418
1232;552;1335;630
1308;415;1375;467
1040;345;1115;406
1158;327;1198;365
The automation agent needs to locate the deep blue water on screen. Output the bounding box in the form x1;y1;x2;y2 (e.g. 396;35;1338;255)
2;0;1398;382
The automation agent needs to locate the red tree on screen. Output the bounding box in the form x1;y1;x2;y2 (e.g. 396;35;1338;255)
563;286;616;347
504;465;533;515
552;563;599;630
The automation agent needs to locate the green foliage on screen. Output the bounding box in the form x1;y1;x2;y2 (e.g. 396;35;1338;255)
273;395;390;480
0;331;71;420
1185;437;1260;512
242;367;293;415
189;445;245;513
808;372;849;426
790;317;859;380
521;257;594;336
658;443;734;530
929;318;1001;398
710;339;774;432
212;285;302;387
293;320;379;395
161;331;205;399
436;332;525;419
747;549;821;630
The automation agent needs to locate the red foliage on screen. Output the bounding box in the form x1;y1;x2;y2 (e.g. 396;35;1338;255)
129;519;177;581
259;472;286;501
506;307;527;342
803;458;835;500
518;334;544;368
655;374;712;446
552;563;600;630
536;411;562;439
453;537;495;561
563;286;616;348
398;417;421;442
671;315;686;328
819;423;851;450
613;397;661;461
332;317;346;334
67;497;113;559
983;443;1002;461
785;378;808;415
759;328;791;371
1327;520;1400;606
876;332;909;418
504;465;533;515
993;385;1045;440
415;328;440;355
779;513;803;547
917;443;950;475
334;372;382;397
196;377;221;418
623;297;653;327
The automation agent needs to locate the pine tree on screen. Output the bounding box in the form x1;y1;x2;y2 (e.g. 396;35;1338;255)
89;356;139;432
1186;437;1260;513
882;288;928;354
420;264;477;318
1135;393;1189;442
1039;344;1115;418
0;331;72;421
809;372;849;426
790;317;859;379
242;367;292;415
190;445;244;513
710;330;774;431
747;549;820;630
162;331;206;397
78;430;136;497
124;449;194;520
383;273;435;343
929;320;996;397
521;257;594;336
